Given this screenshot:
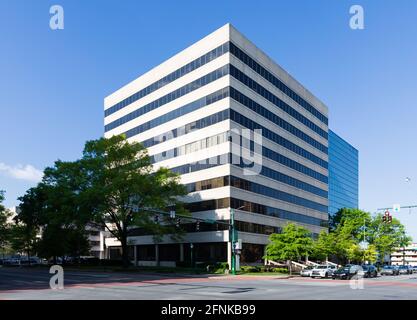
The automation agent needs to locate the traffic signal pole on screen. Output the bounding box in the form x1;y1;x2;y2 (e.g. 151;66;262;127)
230;208;236;275
132;205;240;275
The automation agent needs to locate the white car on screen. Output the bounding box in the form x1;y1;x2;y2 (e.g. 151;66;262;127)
311;265;337;278
300;266;314;277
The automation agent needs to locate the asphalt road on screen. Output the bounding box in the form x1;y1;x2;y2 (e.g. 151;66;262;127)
1;266;417;300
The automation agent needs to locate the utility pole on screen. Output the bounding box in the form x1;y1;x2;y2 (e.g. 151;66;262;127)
230;205;245;275
230;207;236;275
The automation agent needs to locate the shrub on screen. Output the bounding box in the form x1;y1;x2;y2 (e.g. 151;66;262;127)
211;262;229;274
240;266;260;273
272;267;288;273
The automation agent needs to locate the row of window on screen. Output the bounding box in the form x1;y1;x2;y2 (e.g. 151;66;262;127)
262;145;328;183
105;42;229;117
140;109;230;145
168;148;328;199
116;83;328;166
105;65;229;132
184;197;328;227
230;110;328;169
171;155;327;212
230;87;327;154
106;41;328;132
150;130;328;194
151;127;328;184
228;175;327;211
151;131;229;163
237;162;328;198
108;63;327;146
187;174;327;204
139;109;328;183
229;65;328;140
171;154;229;175
124;87;229;140
129;219;279;238
229;42;328;125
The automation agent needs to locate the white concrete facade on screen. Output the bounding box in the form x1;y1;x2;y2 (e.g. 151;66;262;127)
391;243;417;266
104;23;329;267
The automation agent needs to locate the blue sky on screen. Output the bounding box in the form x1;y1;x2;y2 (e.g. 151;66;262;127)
1;1;416;238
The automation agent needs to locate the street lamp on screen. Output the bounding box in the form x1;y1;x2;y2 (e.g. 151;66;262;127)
230;205;245;275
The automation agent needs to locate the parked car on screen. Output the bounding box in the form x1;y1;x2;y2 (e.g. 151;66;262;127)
398;265;412;275
3;258;21;266
361;264;378;278
332;264;362;280
311;265;337;278
412;266;417;273
380;265;399;276
300;266;314;277
20;257;41;266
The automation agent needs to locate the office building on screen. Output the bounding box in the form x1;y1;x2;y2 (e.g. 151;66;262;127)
328;130;359;216
104;23;330;267
391;243;417;266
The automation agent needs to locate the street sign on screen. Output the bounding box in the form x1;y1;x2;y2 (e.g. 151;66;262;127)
234;239;242;250
393;204;401;213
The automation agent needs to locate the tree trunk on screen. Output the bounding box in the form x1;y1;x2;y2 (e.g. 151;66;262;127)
287;260;292;275
121;236;129;268
27;249;31;266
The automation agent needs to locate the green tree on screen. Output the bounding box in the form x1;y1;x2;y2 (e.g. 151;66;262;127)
12;187;46;261
40;160;93;262
328;208;372;264
0;191;13;258
368;213;412;264
265;223;314;274
312;230;335;262
36;224;90;263
79;135;188;267
363;244;378;264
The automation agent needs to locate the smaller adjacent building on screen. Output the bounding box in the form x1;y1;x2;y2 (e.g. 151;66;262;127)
85;224;106;259
391;243;417;266
328;130;359;216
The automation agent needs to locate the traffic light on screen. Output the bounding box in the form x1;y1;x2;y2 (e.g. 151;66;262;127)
176;218;181;228
196;221;200;231
383;211;392;224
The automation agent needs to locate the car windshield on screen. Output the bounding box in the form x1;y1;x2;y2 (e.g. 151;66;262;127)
337;267;349;271
316;266;327;269
383;266;393;269
399;266;408;269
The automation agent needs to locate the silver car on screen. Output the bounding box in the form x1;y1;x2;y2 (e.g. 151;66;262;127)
311;265;337;278
300;266;314;277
